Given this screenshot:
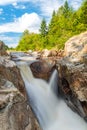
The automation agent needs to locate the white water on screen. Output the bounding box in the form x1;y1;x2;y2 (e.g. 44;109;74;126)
17;62;87;130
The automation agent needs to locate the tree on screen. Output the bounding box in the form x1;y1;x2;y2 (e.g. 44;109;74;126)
22;29;29;36
63;1;70;18
57;6;64;16
79;0;87;25
39;18;48;37
48;10;56;32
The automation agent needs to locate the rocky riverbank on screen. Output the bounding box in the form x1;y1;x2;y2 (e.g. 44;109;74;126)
0;31;87;129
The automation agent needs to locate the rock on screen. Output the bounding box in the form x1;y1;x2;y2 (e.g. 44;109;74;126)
57;32;87;121
0;41;8;56
0;56;41;130
48;50;58;57
40;49;50;57
40;49;58;58
38;49;64;61
0;56;26;96
30;60;56;80
0;79;41;130
64;31;87;62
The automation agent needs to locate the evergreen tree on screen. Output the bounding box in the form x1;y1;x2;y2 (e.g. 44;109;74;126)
49;10;56;32
39;18;48;37
22;29;29;36
80;0;87;25
57;6;64;16
63;1;70;18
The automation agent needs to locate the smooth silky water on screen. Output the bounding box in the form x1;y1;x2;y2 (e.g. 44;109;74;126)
17;61;87;130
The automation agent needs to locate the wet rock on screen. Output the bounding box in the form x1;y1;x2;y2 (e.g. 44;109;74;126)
30;60;56;81
57;32;87;121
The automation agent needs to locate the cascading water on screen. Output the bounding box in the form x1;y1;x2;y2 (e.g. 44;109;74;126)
17;61;87;130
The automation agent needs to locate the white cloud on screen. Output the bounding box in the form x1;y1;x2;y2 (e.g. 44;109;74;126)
0;34;19;47
12;2;17;6
0;0;61;17
0;0;30;5
0;12;41;33
12;2;26;9
37;0;62;17
0;0;82;17
0;8;3;14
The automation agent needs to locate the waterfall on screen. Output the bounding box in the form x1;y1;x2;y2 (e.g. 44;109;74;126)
17;61;87;130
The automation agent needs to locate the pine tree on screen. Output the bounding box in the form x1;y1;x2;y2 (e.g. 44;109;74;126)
63;1;70;18
39;18;48;37
22;29;29;36
48;10;56;32
80;0;87;25
57;6;64;16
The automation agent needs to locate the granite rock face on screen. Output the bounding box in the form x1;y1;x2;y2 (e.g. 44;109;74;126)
57;32;87;121
0;56;41;130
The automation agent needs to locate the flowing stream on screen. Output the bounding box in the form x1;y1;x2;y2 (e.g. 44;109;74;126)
17;61;87;130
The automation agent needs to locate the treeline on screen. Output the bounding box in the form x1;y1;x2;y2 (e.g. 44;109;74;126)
16;0;87;51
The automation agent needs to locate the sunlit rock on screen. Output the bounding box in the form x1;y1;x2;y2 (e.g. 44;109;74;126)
57;31;87;121
64;31;87;62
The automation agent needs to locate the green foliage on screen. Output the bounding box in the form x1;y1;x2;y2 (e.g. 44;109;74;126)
63;1;70;18
39;18;48;37
78;0;87;25
16;0;87;51
16;33;42;51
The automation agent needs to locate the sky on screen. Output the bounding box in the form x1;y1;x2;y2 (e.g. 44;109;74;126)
0;0;82;48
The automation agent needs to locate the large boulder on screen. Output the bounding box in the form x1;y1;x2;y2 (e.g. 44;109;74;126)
64;31;87;62
0;56;41;130
57;32;87;121
30;60;56;81
0;41;8;56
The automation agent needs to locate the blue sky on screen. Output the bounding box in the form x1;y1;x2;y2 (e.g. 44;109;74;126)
0;0;82;48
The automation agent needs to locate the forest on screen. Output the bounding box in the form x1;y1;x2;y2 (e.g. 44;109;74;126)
16;0;87;51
